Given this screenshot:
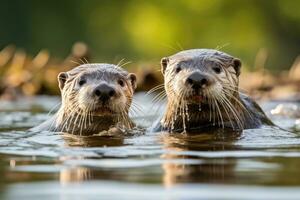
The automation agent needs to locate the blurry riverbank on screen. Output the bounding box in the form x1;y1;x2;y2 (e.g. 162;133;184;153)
0;43;300;101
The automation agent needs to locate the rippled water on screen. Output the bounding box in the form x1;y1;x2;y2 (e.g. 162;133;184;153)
0;93;300;200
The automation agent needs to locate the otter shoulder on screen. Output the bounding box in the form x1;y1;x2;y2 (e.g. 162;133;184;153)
239;93;274;128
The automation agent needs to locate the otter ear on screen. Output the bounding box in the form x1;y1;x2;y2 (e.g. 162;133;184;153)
232;58;242;76
161;57;169;75
128;73;137;90
58;72;68;90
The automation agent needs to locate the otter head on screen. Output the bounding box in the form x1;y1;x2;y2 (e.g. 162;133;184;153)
161;49;241;105
57;64;137;118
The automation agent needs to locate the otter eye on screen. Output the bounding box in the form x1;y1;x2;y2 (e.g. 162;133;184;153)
78;79;86;86
118;79;125;87
213;66;222;74
175;67;182;73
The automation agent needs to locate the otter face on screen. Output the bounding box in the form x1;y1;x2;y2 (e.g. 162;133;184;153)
161;49;241;105
58;64;137;117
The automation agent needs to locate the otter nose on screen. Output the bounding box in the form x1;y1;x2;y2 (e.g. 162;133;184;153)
186;72;211;90
94;84;116;102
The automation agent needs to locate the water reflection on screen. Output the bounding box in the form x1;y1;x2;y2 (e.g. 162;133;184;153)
59;134;125;184
63;134;125;147
57;129;243;185
0;158;5;199
160;129;240;187
60;167;92;184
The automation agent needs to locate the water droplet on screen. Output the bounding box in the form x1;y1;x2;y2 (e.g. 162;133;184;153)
185;104;190;122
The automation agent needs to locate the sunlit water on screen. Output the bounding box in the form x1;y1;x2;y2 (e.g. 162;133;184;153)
0;93;300;200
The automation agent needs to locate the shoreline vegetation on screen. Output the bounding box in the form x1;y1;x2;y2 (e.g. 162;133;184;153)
0;42;299;100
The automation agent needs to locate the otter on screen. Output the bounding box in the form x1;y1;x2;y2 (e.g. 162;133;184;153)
31;63;137;136
152;49;273;133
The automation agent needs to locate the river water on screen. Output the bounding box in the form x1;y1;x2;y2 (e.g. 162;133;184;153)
0;93;300;200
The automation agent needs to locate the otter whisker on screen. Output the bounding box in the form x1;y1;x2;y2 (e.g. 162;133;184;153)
120;106;131;129
61;111;76;133
222;89;254;120
208;94;213;122
119;108;128;129
57;105;78;132
79;106;90;136
60;103;81;131
80;109;89;135
71;110;83;134
172;90;187;132
220;94;244;130
78;112;84;136
147;84;165;95
213;96;224;128
117;106;126;128
164;90;181;131
47;103;61;117
117;59;132;68
116;58;126;67
149;91;167;116
128;106;140;119
82;105;89;131
223;85;249;94
207;91;217;126
76;58;84;65
152;90;167;103
225;97;245;129
82;109;90;134
151;95;167;114
181;100;187;133
131;104;143;115
83;57;89;64
70;60;81;66
128;104;142;118
217;94;237;129
59;113;72;132
215;43;230;51
88;102;95;126
130;100;144;115
152;93;167;103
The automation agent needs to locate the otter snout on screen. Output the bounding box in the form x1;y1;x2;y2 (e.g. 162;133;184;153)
186;72;214;91
93;83;116;103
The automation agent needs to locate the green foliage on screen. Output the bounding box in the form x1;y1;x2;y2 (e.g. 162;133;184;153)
0;0;299;70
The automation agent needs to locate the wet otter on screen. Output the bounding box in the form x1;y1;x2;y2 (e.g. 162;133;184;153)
153;49;272;132
31;63;137;136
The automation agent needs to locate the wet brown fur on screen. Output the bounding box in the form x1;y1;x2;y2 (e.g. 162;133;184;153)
155;49;272;132
32;63;137;136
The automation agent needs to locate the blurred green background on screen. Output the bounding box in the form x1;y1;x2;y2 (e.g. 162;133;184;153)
0;0;300;71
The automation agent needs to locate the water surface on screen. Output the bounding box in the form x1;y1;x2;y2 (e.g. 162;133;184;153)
0;93;300;200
